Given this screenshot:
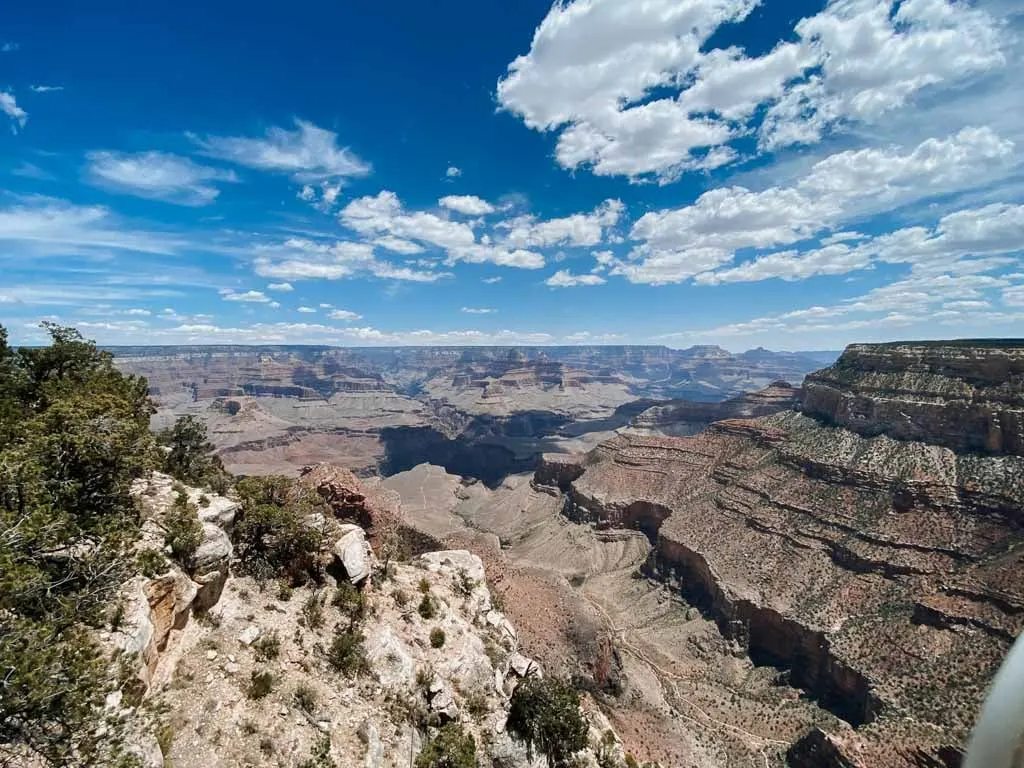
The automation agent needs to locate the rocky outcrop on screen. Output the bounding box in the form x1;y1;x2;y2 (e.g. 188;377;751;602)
549;341;1024;765
801;341;1024;455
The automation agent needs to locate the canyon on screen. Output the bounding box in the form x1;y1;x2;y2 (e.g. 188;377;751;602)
109;340;1024;766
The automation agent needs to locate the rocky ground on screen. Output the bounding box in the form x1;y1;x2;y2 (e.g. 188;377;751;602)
102;470;628;768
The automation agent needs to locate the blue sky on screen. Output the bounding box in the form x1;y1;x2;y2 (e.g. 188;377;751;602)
1;0;1022;350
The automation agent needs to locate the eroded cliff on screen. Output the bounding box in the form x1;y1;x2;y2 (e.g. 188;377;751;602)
547;341;1024;766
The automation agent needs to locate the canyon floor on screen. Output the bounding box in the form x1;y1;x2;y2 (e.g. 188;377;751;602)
379;465;843;767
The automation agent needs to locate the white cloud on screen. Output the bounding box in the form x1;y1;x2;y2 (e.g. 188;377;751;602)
373;235;425;255
439;195;496;216
498;0;1010;180
252;236;448;283
461;307;496;314
1003;285;1024;307
0;198;184;257
220;289;272;303
298;306;317;313
319;303;333;309
482;276;502;284
1;91;27;131
266;282;294;292
1;42;18;52
12;162;55;181
544;269;606;287
327;308;362;321
499;198;624;249
85;151;238;206
29;85;63;93
446;166;462;178
192;119;370;184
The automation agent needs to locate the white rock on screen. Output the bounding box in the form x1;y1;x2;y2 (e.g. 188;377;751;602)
237;626;261;646
205;650;218;661
192;523;233;611
196;495;238;530
333;524;372;585
358;719;384;768
419;550;486;584
509;653;541;678
364;626;415;689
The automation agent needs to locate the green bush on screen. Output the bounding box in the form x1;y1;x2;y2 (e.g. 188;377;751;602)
0;323;156;766
253;631;281;661
326;625;368;677
298;734;335;768
414;723;476;768
332;581;367;626
418;594;436;620
137;547;170;577
156;415;228;489
247;669;276;699
232;476;325;584
294;683;317;713
163;494;203;566
430;627;446;648
507;677;589;768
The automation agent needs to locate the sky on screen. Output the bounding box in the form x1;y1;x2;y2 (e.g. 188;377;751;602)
1;0;1022;351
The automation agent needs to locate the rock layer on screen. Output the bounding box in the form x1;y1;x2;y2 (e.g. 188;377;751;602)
549;342;1024;765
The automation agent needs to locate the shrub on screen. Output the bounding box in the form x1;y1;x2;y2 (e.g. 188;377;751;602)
0;323;158;765
418;594;436;620
303;591;325;629
163;494;203;566
277;581;293;602
247;670;276;699
137;547;170;577
157;415;228;489
507;677;589;768
198;494;210;508
418;577;431;594
253;631;280;661
414;723;476;768
294;683;317;714
298;734;335;768
430;627;446;649
232;475;326;583
331;581;367;626
392;589;409;608
327;625;367;677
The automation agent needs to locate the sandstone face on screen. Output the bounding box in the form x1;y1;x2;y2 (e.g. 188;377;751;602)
554;341;1024;765
802;341;1024;455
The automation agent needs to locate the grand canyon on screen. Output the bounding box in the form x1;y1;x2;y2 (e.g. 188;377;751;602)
106;339;1024;767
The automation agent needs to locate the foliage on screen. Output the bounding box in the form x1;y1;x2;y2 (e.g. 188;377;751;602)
326;625;367;676
414;723;476;768
507;677;589;768
156;415;228;491
298;734;335;768
253;630;281;661
246;669;276;699
303;591;325;629
136;547;170;577
430;627;446;648
232;475;326;584
293;683;317;714
0;323;156;765
163;493;203;567
331;580;367;627
418;594;436;620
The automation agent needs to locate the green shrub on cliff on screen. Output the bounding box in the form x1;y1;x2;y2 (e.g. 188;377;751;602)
507;676;589;768
0;323;156;765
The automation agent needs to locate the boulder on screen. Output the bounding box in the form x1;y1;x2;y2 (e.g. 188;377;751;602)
358;719;384;768
191;522;232;611
365;626;415;689
333;524;373;585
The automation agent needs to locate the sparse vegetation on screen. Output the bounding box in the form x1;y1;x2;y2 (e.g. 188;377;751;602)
430;627;446;648
294;683;318;713
298;734;335;768
303;591;325;629
247;669;276;699
414;722;476;768
253;630;281;661
507;676;589;768
332;580;367;627
137;547;170;577
157;415;229;492
326;625;367;676
392;588;409;608
418;593;437;620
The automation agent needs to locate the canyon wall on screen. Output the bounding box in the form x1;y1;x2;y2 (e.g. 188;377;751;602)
544;342;1024;766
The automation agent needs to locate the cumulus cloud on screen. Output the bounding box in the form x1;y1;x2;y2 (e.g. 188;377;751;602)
544;269;606;287
327;308;362;321
499;199;624;249
85;151;238;206
266;282;294;292
439;195;496;215
482;276;502;284
192;119;370;184
297;306;316;313
252;237;448;283
219;289;272;303
498;0;1009;181
461;307;496;314
445;166;461;178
